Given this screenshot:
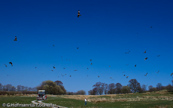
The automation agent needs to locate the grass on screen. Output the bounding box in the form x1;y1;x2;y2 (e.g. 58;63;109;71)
0;96;36;108
0;91;172;108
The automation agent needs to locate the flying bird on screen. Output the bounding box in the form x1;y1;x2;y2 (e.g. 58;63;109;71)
144;57;148;60
156;71;159;73
125;50;131;54
70;75;71;77
14;36;17;41
51;70;54;71
87;68;89;70
171;73;173;76
134;64;137;67
77;47;79;50
35;67;37;69
145;73;148;76
9;62;13;66
4;64;7;67
144;50;146;53
77;10;81;17
63;68;66;69
98;76;100;78
91;63;92;65
74;70;77;71
90;59;92;62
126;76;129;78
110;77;113;80
124;74;126;76
53;66;56;69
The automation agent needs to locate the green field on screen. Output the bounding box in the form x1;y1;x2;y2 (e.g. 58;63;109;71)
0;91;173;108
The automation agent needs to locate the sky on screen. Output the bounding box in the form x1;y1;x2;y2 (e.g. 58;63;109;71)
0;0;173;93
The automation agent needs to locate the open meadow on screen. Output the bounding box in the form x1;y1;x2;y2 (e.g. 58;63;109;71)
0;90;173;108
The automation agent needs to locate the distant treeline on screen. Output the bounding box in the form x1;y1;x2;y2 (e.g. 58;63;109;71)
66;90;86;95
1;79;173;95
88;79;173;95
0;83;37;92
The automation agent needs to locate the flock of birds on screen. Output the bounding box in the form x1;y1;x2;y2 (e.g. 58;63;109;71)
2;10;173;80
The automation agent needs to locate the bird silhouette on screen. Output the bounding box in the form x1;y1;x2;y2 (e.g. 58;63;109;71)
171;73;173;76
53;66;56;69
145;73;148;76
134;64;137;67
144;57;148;60
4;64;7;67
14;36;17;41
77;10;81;17
9;62;13;66
144;50;146;53
125;50;131;54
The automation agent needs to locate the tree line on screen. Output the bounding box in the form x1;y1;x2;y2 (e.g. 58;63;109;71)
88;79;173;95
0;83;37;95
1;79;172;95
0;83;37;91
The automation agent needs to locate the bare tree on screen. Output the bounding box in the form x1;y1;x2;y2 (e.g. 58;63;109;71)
156;83;163;91
142;84;147;92
0;83;2;91
166;84;173;92
88;88;97;95
104;84;108;94
17;85;22;91
115;83;122;94
108;83;116;94
6;84;13;91
11;86;16;91
92;82;103;95
148;85;156;92
92;82;108;95
128;79;141;93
